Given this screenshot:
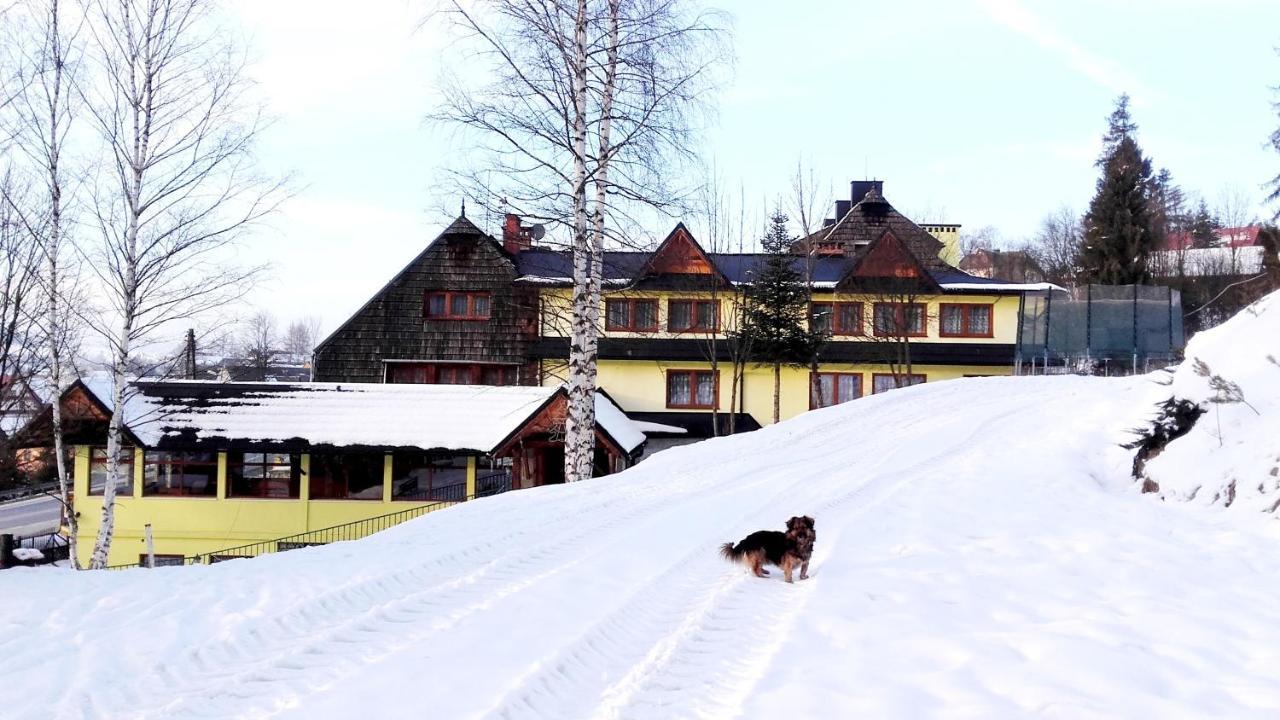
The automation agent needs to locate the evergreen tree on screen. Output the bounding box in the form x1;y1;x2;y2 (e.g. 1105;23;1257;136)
1078;95;1161;284
736;210;820;423
1188;199;1218;249
1149;168;1187;240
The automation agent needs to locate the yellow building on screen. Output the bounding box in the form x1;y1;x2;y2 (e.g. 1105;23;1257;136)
33;381;643;567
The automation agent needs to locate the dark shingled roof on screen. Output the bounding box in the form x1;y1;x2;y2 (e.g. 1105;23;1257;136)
798;189;948;271
514;249;855;286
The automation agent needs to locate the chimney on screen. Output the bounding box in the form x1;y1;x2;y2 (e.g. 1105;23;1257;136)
834;199;852;220
850;180;884;203
184;328;197;379
502;213;532;254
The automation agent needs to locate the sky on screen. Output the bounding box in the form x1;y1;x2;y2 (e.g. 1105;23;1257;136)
221;0;1280;342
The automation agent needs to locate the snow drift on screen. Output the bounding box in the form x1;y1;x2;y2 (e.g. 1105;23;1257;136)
3;346;1280;717
1139;289;1280;512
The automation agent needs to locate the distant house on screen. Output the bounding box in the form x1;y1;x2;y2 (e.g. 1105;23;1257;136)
1161;225;1262;251
20;378;646;567
959;249;1046;284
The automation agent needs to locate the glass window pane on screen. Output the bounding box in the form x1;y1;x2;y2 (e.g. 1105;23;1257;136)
969;306;991;335
815;374;834;407
696;302;716;329
635;301;657;330
667;372;691;405
428;295;445;317
837;304;861;334
606;300;629;328
695;373;715;406
942;306;963;334
450;294;468;316
811;304;831;334
874;305;894;334
906;305;925;333
669;301;690;330
473;295;491;317
837;374;860;402
873;375;897;394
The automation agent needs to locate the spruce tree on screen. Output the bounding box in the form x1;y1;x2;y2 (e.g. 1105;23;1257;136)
736;210;820;423
1078;95;1160;284
1188;199;1218;249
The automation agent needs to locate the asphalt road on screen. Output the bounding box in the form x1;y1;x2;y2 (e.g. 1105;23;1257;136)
0;494;62;537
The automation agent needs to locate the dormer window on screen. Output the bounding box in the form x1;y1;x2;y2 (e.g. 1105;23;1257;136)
425;291;491;320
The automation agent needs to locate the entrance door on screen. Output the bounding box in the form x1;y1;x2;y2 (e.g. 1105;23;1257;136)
541;448;565;485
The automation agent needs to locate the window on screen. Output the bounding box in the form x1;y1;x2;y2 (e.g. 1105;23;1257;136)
666;370;718;409
391;453;469;502
810;373;863;409
228;452;300;498
872;302;926;337
667;300;718;332
142;451;217;497
940;304;993;338
385;363;518;386
811;302;863;336
89;446;135;496
872;373;927;394
424;291;492;320
605;299;659;332
139;554;184;567
309;453;385;500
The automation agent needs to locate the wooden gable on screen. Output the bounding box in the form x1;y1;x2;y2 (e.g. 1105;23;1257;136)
638;224;730;286
837;231;941;293
493;390;626;459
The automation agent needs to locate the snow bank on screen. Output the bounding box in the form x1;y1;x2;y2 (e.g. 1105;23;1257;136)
3;374;1280;718
1142;290;1280;511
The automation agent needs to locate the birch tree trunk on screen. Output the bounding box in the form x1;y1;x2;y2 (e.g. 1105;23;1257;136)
564;0;595;484
772;362;781;424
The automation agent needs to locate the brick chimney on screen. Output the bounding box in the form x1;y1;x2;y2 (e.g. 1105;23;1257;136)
503;213;533;254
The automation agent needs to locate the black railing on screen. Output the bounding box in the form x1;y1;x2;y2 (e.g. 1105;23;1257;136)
105;472;514;570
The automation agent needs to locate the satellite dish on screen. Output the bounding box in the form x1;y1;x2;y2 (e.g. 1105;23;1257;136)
530;224;546;240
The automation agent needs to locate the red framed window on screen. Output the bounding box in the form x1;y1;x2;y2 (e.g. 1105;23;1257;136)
88;446;135;496
605;299;659;332
228;452;300;498
810;302;863;336
142;451;217;497
667;300;719;333
385;363;518;386
810;372;863;409
309;452;385;500
872;302;927;337
391;453;469;502
424;291;492;320
666;370;718;409
872;373;927;394
940;303;993;338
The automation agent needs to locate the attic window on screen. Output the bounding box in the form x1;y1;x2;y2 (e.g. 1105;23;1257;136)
425;292;491;320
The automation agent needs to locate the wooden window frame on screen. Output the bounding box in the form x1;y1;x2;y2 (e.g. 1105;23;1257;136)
142;450;218;497
385;362;517;386
308;452;386;501
809;372;864;409
88;446;135;496
423;291;492;321
391;453;470;502
227;452;301;499
665;369;719;409
811;302;864;336
871;373;927;394
666;299;719;333
605;298;659;332
872;302;927;338
939;303;994;338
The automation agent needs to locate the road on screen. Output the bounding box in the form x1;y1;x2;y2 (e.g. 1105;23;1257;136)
0;494;62;537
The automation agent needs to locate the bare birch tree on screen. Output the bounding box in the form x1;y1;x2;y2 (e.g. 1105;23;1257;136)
82;0;281;568
434;0;726;482
241;309;276;376
283;315;321;357
2;0;85;566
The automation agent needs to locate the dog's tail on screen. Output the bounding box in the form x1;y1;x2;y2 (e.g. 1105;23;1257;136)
719;542;744;564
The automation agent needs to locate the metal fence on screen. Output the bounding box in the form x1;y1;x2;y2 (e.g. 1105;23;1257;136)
106;470;514;570
1016;284;1185;375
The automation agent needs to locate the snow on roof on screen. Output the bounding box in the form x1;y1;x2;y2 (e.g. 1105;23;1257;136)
631;420;688;435
940;281;1064;292
75;379;647;455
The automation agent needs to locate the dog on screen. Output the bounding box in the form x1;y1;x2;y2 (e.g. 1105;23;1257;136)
719;516;815;583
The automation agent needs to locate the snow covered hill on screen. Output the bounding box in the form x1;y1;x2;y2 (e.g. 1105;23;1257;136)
4;369;1280;718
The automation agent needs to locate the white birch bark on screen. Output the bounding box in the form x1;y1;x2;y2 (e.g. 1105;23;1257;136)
564;0;594;484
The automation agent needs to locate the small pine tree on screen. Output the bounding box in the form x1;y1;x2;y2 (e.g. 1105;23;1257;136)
1078;95;1161;284
736;210;820;423
1188;199;1218;249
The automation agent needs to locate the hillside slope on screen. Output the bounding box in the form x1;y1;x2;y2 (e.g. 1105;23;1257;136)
3;373;1280;719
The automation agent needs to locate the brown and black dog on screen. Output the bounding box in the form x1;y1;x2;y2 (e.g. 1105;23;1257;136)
720;516;816;583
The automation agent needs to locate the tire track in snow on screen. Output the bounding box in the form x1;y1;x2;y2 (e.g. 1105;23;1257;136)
95;442;827;720
479;399;1030;720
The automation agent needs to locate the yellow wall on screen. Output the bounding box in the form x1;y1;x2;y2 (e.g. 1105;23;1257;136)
540;287;1021;346
74;451;478;567
922;224;962;266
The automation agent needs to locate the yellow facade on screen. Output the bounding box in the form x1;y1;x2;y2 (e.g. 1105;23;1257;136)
539;287;1019;424
72;447;477;567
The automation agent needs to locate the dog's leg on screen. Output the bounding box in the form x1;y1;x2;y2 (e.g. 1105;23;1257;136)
782;555;794;584
800;559;810;580
750;552;768;578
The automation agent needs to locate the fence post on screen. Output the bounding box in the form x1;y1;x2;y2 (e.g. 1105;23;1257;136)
0;534;12;569
144;524;155;569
